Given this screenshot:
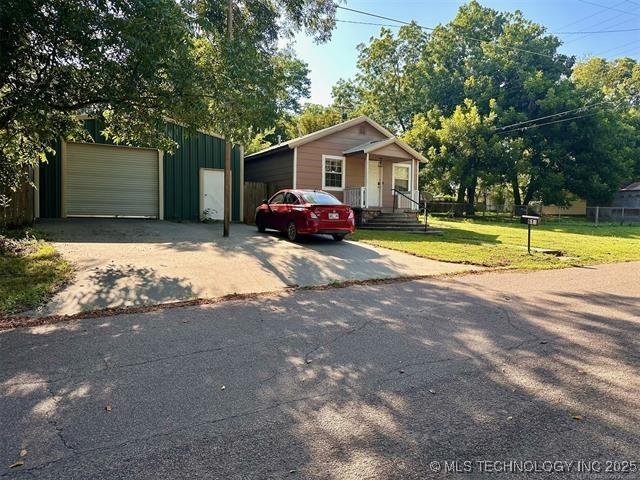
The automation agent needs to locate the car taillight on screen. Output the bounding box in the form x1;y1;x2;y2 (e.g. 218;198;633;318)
309;210;319;219
348;209;354;220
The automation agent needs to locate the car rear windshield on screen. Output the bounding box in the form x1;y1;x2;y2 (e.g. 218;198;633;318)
300;192;342;205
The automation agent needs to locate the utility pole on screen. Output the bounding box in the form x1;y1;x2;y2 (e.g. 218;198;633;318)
223;0;233;237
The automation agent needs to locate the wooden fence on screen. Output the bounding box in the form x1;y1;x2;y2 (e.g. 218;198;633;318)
1;173;35;228
243;181;284;224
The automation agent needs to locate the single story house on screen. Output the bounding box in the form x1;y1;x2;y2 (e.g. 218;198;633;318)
244;116;427;212
541;198;587;216
36;118;243;222
612;181;640;208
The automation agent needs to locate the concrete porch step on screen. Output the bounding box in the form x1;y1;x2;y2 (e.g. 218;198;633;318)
368;217;418;223
358;225;428;231
364;221;424;227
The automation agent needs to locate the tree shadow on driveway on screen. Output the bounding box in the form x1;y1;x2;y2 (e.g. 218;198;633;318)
34;219;475;316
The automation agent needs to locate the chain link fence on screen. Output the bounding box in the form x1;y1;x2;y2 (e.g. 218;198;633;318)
426;201;542;220
587;206;640;225
425;201;640;225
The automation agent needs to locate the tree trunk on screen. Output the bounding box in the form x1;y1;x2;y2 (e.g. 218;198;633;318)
511;176;521;206
455;183;466;217
523;181;536;206
465;178;477;216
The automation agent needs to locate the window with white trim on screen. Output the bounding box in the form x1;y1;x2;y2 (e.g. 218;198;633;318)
393;164;410;192
322;155;345;190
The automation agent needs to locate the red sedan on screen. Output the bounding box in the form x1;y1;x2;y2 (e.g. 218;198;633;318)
255;189;356;242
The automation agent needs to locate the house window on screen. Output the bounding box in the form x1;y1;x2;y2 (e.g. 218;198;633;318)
322;155;345;190
393;164;410;192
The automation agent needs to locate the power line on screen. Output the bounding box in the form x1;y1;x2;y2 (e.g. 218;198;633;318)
555;0;630;29
336;18;640;35
496;100;616;131
336;5;563;60
562;12;639;46
497;94;636;132
497;111;605;134
555;26;640;33
336;19;401;29
594;38;640;55
497;98;632;135
576;0;640;16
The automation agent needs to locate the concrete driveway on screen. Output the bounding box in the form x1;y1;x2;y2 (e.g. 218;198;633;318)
35;219;479;316
1;262;638;479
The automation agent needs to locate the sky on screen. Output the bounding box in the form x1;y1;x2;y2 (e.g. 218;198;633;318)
290;0;640;105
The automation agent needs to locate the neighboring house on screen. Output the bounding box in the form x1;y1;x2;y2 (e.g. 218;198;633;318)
541;198;587;216
244;116;427;212
37;118;243;222
612;181;640;208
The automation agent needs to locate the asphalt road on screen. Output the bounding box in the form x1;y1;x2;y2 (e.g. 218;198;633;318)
1;262;639;479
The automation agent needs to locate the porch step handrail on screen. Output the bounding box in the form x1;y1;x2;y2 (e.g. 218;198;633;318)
392;188;428;231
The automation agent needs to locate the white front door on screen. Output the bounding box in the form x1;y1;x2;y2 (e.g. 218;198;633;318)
201;169;227;220
367;160;381;207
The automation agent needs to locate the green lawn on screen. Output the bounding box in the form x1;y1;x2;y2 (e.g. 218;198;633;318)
352;217;640;270
0;235;72;315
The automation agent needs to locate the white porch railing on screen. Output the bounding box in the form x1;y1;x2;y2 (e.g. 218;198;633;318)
344;187;366;208
394;190;420;211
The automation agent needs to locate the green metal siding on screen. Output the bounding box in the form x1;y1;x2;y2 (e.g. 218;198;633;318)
39;138;62;218
39;120;241;221
162;123;241;222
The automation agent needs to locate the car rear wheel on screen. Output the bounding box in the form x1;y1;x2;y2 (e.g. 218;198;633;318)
332;234;345;241
256;215;266;233
287;221;299;242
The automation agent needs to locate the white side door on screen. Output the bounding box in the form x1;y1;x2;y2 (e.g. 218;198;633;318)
367;160;381;207
201;169;227;220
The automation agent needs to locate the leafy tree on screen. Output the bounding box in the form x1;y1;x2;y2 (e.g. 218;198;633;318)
406;100;497;213
246;102;342;153
332;23;428;133
0;0;336;205
1;0;204;203
342;0;638;206
572;57;640;187
285;103;341;138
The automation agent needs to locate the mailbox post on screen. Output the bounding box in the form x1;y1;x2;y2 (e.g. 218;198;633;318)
520;215;540;254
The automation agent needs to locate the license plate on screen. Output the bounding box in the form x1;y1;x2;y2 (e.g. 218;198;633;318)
328;212;339;220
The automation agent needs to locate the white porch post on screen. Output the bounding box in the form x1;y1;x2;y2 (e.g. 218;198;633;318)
364;153;369;208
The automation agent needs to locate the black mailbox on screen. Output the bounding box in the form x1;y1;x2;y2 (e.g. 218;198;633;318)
521;215;540;226
521;215;540;254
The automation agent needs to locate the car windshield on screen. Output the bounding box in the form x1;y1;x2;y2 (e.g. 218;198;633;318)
300;192;342;205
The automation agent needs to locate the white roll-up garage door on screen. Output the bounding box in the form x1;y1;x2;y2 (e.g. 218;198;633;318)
65;142;159;218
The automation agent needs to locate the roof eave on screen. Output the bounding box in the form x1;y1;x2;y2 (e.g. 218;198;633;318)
288;115;394;148
364;137;428;163
245;143;292;161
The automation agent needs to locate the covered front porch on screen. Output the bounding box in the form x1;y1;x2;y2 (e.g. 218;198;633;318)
339;138;422;211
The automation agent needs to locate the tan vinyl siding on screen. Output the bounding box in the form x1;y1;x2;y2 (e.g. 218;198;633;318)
345;154;365;188
382;158;394;207
244;149;293;188
296;124;387;190
372;142;410;158
541;199;587;216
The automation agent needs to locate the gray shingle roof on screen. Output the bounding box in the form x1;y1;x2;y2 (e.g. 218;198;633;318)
621;181;640;191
